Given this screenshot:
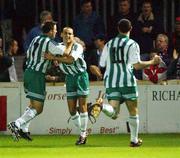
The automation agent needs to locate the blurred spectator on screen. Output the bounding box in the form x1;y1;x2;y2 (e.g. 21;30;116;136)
6;39;19;82
155;34;172;66
143;48;167;84
167;45;180;79
73;0;105;51
86;34;106;81
11;0;36;54
107;0;136;39
0;25;3;51
74;37;86;51
46;61;65;82
172;17;180;49
23;10;53;52
0;38;3;53
0;49;12;82
134;0;164;57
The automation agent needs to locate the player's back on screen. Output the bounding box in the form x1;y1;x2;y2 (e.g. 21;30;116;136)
26;35;51;73
104;35;137;88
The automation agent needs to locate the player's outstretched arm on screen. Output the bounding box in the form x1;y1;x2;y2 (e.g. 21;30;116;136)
133;55;161;70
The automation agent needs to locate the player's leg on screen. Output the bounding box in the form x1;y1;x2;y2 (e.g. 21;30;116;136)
8;70;45;141
75;71;89;145
123;86;142;147
67;98;81;130
125;99;142;147
66;74;81;134
15;100;43;128
78;97;88;143
101;100;120;119
95;88;121;119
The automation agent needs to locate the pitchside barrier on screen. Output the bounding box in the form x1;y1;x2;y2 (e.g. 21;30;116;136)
0;80;180;135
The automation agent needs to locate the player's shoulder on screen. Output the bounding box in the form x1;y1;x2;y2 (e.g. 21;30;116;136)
73;42;83;50
127;39;139;47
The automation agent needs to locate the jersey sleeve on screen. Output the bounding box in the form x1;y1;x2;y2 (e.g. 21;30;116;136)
71;43;83;61
128;42;141;64
48;41;65;55
100;43;108;67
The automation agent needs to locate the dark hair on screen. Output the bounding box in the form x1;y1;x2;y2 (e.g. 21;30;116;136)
42;21;57;33
40;10;52;23
81;0;92;6
93;34;106;41
142;0;152;6
5;39;16;51
118;0;131;4
117;19;132;33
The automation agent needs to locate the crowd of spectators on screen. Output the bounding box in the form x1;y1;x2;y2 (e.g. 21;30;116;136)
0;0;180;83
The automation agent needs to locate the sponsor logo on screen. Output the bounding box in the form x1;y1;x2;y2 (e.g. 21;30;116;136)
49;127;72;135
100;126;119;134
46;93;67;100
152;90;180;101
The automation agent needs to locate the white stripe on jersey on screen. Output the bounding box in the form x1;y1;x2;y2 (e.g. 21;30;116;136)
102;35;140;88
58;42;87;75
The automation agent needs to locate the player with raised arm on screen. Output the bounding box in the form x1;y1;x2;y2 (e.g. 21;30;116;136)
89;19;161;147
45;27;89;145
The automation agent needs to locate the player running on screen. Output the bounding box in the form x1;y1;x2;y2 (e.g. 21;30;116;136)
89;19;161;147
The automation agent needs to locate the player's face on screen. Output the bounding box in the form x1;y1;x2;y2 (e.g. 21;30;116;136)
62;28;74;44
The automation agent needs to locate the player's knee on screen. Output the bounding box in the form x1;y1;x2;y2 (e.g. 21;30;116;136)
70;111;76;116
37;108;43;114
111;115;118;120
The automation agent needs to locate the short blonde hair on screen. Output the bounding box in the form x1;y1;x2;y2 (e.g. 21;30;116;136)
156;34;169;44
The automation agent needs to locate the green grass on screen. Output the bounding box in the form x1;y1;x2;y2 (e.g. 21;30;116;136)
0;134;180;158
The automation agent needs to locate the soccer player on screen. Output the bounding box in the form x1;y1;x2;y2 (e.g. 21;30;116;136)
44;27;89;145
90;19;161;147
8;21;72;141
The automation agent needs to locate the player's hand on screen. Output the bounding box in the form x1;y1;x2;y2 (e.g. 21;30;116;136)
53;60;59;66
44;52;55;60
152;55;162;65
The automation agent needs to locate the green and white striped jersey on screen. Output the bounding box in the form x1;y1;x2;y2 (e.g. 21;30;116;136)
100;34;140;88
59;42;87;75
26;35;64;73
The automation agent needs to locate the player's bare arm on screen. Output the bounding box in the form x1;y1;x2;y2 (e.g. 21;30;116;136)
89;65;103;80
44;52;74;64
133;55;161;70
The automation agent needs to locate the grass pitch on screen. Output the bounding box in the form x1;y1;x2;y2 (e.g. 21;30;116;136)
0;134;180;158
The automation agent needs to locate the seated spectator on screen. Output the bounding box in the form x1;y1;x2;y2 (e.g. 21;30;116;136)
167;45;180;79
172;16;180;49
155;34;172;67
86;34;106;81
46;60;65;82
134;0;164;57
6;39;19;82
73;0;105;51
23;10;53;52
107;0;136;39
142;49;167;83
0;50;12;82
